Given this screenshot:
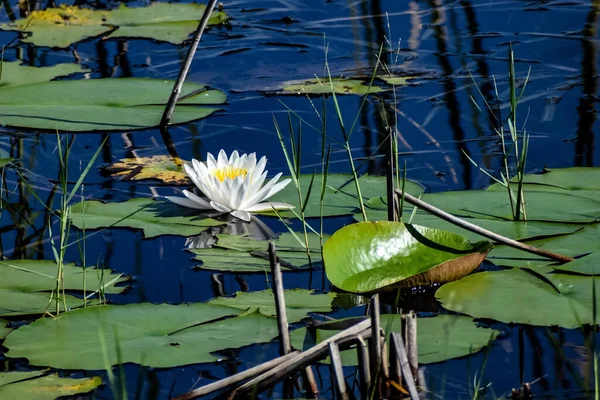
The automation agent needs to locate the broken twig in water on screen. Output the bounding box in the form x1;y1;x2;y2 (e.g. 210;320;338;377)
160;0;218;128
394;188;575;263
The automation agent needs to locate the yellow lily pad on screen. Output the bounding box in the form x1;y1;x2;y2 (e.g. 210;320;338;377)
106;156;190;185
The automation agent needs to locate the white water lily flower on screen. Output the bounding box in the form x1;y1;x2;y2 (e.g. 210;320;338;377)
166;150;294;222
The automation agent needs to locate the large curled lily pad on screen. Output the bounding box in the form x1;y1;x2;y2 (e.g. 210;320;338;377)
0;3;229;48
0;371;101;399
0;61;89;87
208;289;335;323
105;156;189;184
0;260;128;316
282;78;384;95
324;221;492;293
4;303;278;370
0;78;225;131
290;314;499;365
191;232;325;272
267;174;419;218
69;198;223;238
419;190;600;223
437;268;600;328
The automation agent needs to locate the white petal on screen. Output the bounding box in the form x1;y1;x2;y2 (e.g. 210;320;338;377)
266;178;292;198
229;150;239;166
228;176;246;209
185;163;208;194
206;152;217;171
165;195;212;210
245;202;295;212
182;190;212;209
249;156;267;185
210;200;231;213
243;171;267;201
246;153;257;170
217;150;228;169
243;172;284;207
230;210;251;221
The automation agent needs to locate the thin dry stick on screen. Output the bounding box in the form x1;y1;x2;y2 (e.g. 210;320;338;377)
234;319;372;395
172;351;300;400
369;294;382;397
160;0;218;128
391;333;420;400
356;336;371;398
394;189;574;263
329;342;349;400
268;242;318;398
405;311;418;381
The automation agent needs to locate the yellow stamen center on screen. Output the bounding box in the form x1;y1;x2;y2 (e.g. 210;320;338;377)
213;166;248;182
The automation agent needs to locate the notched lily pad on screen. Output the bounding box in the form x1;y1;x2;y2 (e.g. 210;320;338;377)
191;232;325;272
282;78;384;95
0;61;89;87
1;3;229;48
323;221;492;293
105;156;190;184
0;78;226;131
290;314;499;365
437;267;600;328
69;198;223;238
0;259;128;317
208;289;335;323
4;303;277;369
0;371;101;399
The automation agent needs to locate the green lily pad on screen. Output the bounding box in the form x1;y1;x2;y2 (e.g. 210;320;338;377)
323;221;492;293
4;303;278;370
268;174;417;218
0;78;225;131
379;75;411;85
0;3;229;48
0;371;101;399
0;61;89;87
553;252;600;275
0;319;11;339
282;78;384;95
208;289;335;323
0;259;128;317
69;198;223;239
419;190;600;223
191;232;325;272
488;167;600;192
105;156;190;185
290;314;499;365
437;268;600;328
487;223;600;268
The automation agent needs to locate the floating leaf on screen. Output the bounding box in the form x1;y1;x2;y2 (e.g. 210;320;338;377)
4;303;277;370
553;252;600;275
282;78;384;95
419;190;600;223
69;198;223;239
106;156;189;184
191;232;325;272
323;221;492;293
0;61;89;87
0;319;11;339
267;174;402;218
0;3;229;48
487;223;600;268
0;78;225;131
0;371;101;399
437;268;600;328
208;289;335;323
290;314;499;365
379;75;411;85
0;149;12;168
488;167;600;192
0;259;128;317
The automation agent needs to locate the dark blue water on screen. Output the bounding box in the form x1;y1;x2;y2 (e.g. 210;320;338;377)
0;0;598;398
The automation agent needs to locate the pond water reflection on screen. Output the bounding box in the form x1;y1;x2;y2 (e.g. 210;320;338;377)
0;0;598;398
